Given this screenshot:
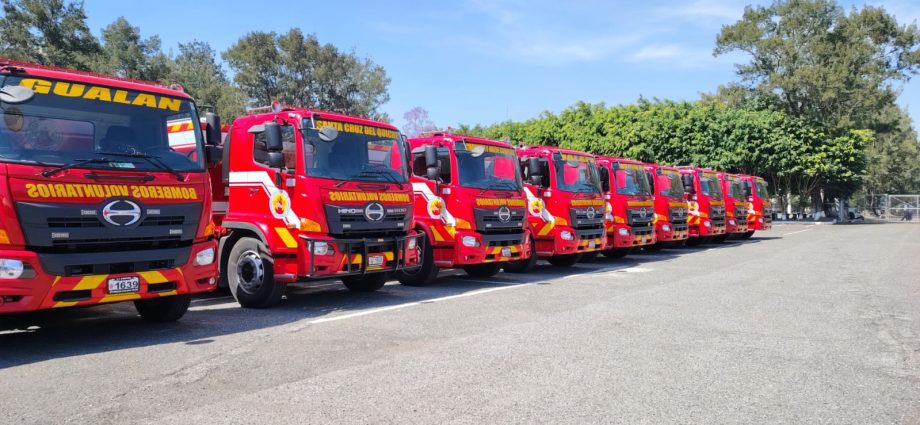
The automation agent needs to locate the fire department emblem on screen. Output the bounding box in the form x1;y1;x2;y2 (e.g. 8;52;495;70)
528;198;544;216
427;198;444;218
269;190;291;219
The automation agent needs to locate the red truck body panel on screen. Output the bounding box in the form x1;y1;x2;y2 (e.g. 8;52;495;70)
407;134;530;268
740;174;773;231
0;59;217;314
517;146;606;257
596;156;656;249
646;164;690;243
679;167;727;239
717;172;750;235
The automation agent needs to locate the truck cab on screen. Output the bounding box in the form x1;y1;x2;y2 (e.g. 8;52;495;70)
716;172;749;242
395;132;530;285
514;146;606;268
679;167;726;245
0;59;218;321
595;156;656;258
646;163;689;248
213;104;420;307
740;174;773;237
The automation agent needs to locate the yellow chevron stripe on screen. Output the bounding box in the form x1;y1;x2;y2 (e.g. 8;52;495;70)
138;271;168;284
73;275;108;291
274;227;298;249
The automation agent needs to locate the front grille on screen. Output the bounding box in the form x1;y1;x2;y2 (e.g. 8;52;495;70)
627;207;654;227
474;207;525;234
570;207;604;228
710;206;726;220
48;215;185;228
669;207;688;224
50;235;186;253
325;204;410;236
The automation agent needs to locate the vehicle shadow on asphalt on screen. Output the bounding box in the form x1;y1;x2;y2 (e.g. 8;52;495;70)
0;236;770;369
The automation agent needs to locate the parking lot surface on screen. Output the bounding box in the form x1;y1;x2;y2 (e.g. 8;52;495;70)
2;224;919;424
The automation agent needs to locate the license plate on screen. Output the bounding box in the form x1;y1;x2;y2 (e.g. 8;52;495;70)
501;247;512;257
588;241;596;249
368;254;385;267
108;276;140;294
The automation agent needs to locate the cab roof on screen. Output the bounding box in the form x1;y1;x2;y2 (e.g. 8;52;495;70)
409;132;514;149
517;145;595;158
242;104;398;131
1;58;191;99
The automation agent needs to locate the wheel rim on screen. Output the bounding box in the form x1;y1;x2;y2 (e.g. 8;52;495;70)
236;250;265;294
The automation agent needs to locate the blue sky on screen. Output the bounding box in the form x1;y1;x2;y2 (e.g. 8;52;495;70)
82;0;920;131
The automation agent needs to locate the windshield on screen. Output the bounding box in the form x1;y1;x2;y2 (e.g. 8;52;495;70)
455;141;521;191
755;179;769;198
0;75;204;171
553;153;601;193
699;173;723;199
303;118;408;183
728;178;746;200
657;169;685;198
614;163;651;196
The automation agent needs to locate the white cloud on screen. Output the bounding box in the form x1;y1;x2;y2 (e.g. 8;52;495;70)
654;0;747;22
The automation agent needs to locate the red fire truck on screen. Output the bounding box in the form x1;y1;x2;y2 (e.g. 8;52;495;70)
645;163;689;248
506;146;606;270
210;103;420;307
739;174;773;238
715;172;749;242
679;167;726;246
394;132;530;285
0;59;218;321
595;156;655;258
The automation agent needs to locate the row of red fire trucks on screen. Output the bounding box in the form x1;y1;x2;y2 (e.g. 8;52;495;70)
0;60;773;319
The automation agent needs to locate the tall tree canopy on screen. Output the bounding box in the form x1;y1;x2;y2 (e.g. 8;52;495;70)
0;0;99;69
223;28;390;117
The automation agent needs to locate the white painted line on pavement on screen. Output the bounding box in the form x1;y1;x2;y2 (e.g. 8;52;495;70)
307;283;535;325
783;227;814;236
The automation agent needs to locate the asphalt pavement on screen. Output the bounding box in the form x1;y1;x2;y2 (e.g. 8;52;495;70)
2;223;919;424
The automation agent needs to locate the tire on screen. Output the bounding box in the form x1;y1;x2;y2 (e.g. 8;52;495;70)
740;231;754;240
711;234;729;243
601;248;630;259
134;294;191;322
547;254;580;267
462;263;502;278
342;273;387;292
503;236;537;274
227;237;285;308
396;232;438;286
579;251;599;263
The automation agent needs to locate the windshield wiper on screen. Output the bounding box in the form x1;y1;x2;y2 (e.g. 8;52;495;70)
353;168;403;189
41;158;116;177
97;151;186;181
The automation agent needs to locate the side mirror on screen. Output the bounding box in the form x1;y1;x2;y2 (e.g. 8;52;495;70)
205;113;222;146
267;151;285;169
681;174;696;194
645;171;654;191
0;85;34;104
598;167;610;192
424;145;439;180
744;185;752;198
205;145;223;167
264;122;283;152
527;157;544;187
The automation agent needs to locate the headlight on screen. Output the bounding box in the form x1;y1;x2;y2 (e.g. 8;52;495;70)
310;241;334;256
461;235;479;247
560;230;574;241
662;224;671;232
703;220;712;228
758;217;764;223
0;259;24;279
407;237;417;250
617;228;629;237
729;219;736;225
194;248;215;266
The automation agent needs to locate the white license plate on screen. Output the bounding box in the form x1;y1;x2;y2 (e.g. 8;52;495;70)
368;254;385;267
588;241;596;249
108;276;140;294
501;247;512;257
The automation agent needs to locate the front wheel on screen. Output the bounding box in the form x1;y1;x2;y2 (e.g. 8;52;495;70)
504;237;537;274
462;263;502;278
396;233;438;286
547;254;580;267
134;294;191;322
227;237;285;308
739;231;755;239
342;273;387;292
579;251;599;263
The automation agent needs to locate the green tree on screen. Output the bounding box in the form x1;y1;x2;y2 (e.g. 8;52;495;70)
171;40;245;117
0;0;100;69
96;17;171;81
714;0;920;134
223;28;390;117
